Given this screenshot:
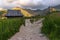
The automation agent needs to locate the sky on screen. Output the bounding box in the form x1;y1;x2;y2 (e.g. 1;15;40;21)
0;0;60;10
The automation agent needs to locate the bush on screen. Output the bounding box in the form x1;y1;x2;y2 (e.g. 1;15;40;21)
0;18;25;40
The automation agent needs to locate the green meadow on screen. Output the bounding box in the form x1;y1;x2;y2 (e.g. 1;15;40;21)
41;12;60;40
0;18;25;40
0;11;60;40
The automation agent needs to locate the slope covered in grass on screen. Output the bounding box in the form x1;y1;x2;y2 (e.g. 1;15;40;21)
41;12;60;40
0;18;25;40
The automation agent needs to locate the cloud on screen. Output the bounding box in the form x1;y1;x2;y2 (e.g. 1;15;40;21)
0;0;60;10
19;0;60;10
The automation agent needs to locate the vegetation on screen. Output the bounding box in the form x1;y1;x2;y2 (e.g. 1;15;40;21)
41;12;60;40
0;18;25;40
30;15;43;23
0;11;4;16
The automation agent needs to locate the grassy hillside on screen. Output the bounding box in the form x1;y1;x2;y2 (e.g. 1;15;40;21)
12;7;33;17
41;12;60;40
0;18;25;40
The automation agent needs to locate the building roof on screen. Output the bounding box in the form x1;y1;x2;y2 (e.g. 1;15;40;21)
5;10;23;17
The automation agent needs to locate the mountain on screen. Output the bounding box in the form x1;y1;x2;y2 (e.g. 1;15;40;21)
53;5;60;9
23;9;43;16
2;7;51;17
12;7;33;17
49;5;60;11
20;7;52;16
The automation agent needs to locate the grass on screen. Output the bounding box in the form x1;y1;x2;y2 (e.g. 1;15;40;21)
30;15;43;23
0;18;25;40
41;12;60;40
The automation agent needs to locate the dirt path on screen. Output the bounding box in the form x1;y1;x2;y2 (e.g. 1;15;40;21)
9;19;49;40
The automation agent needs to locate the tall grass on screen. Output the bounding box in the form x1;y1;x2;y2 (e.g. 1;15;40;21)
41;12;60;40
0;18;25;40
30;15;43;23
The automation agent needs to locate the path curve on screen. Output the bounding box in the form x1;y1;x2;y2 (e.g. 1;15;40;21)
9;19;49;40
